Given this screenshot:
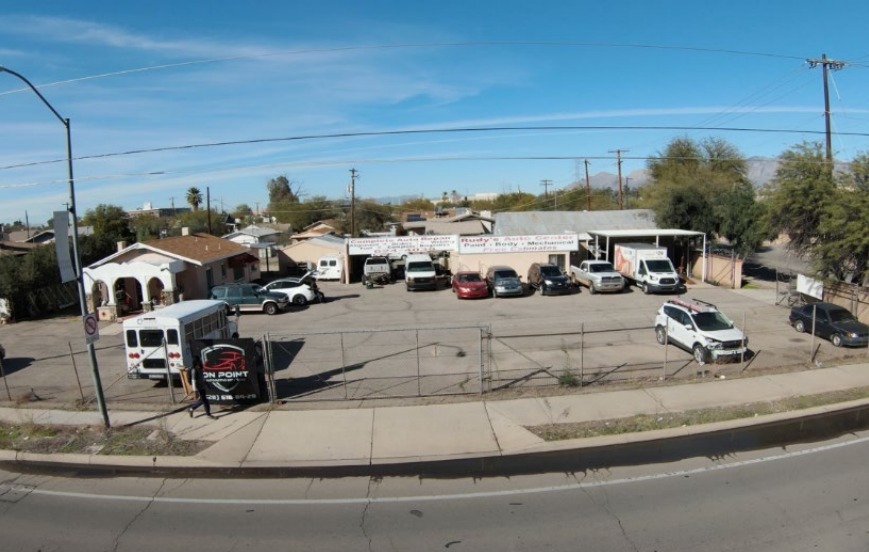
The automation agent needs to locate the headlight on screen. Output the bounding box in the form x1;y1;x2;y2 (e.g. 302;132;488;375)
706;340;723;350
847;332;858;338
544;279;553;285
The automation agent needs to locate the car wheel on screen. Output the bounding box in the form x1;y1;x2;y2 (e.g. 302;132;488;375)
292;295;307;306
264;303;278;315
794;319;806;333
831;334;843;347
642;283;650;294
693;344;708;365
589;285;597;295
655;326;667;345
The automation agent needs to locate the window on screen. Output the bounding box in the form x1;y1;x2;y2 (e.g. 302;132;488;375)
125;329;138;347
139;329;165;347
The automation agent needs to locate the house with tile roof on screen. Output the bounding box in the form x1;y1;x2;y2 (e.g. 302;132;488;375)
83;230;260;321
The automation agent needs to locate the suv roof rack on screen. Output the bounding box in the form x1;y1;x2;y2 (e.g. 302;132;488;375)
667;297;718;313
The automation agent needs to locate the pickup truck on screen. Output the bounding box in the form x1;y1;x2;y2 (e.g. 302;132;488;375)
569;260;625;294
363;256;393;287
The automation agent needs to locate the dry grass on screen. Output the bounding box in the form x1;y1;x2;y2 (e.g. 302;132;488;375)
0;423;209;456
528;386;869;441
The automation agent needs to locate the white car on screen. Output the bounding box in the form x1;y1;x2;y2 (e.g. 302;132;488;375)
262;278;317;306
654;297;748;365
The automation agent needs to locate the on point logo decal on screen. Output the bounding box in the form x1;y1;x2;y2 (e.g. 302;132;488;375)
200;344;248;394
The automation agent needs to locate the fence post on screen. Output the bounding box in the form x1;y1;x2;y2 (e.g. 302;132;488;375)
580;322;585;387
68;341;85;403
163;338;176;404
340;332;348;400
479;327;484;395
740;312;747;366
810;304;817;364
264;332;275;405
662;324;669;380
0;356;10;402
416;329;422;397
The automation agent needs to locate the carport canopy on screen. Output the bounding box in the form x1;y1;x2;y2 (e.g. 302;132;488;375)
587;228;707;280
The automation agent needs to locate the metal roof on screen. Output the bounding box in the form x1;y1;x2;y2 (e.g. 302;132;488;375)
493;209;658;236
589;229;704;238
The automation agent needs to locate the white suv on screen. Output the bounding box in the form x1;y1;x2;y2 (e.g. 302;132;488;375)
654;298;748;365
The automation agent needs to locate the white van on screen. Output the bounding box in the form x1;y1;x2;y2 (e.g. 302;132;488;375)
315;255;344;281
123;300;238;380
404;253;437;291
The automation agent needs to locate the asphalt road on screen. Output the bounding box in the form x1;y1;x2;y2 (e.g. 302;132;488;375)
1;430;866;551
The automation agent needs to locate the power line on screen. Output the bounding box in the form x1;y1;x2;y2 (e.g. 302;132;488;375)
2;124;867;173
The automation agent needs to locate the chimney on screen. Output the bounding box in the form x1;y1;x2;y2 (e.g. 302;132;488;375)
181;227;190;236
117;241;127;252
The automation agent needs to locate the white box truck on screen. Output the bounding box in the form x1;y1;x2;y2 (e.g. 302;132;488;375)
613;243;682;294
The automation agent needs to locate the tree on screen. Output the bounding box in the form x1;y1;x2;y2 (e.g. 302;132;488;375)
764;142;868;283
129;213;165;242
763;142;835;256
644;136;752;242
81;204;134;243
231;204;254;224
186;187;203;211
714;184;769;256
267;175;300;206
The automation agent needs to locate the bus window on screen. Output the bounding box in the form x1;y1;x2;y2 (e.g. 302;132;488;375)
125;329;138;348
166;329;179;345
140;330;165;348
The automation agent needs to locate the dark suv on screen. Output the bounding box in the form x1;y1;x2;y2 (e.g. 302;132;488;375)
209;283;290;315
485;265;524;298
527;263;571;296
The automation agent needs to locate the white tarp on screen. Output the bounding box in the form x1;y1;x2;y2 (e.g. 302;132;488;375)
797;273;824;300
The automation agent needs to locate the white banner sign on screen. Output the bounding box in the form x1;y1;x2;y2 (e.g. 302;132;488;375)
458;234;579;254
348;235;459;256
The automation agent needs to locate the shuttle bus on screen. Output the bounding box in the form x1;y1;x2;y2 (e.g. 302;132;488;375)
123;300;238;380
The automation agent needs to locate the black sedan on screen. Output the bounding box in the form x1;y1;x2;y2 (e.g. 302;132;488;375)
789;302;869;347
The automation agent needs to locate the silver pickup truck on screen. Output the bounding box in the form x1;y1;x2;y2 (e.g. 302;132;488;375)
569;260;626;294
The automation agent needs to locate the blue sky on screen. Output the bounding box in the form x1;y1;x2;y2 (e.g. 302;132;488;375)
2;1;868;225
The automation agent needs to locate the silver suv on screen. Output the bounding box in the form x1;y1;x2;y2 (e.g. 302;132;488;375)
654;297;747;365
485;265;524;298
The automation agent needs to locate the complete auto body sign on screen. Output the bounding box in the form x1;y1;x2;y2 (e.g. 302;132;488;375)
192;338;263;404
348;235;459;256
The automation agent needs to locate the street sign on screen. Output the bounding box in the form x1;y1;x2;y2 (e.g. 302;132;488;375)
83;313;100;344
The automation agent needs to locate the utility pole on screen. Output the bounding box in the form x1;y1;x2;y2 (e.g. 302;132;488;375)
349;168;358;238
206;187;212;235
806;54;846;163
584;159;591;210
608;149;629;210
624;177;632;209
540;179;552;198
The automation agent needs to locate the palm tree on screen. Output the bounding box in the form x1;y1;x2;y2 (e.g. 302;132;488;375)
186;187;203;211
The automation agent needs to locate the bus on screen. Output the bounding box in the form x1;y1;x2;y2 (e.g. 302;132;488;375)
123;300;239;380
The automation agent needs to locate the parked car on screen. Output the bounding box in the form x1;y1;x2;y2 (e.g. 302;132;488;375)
789;302;869;347
569;260;625;294
262;277;317;305
485;265;524;298
527;263;571;296
451;271;489;299
209;283;290;315
654;297;748;365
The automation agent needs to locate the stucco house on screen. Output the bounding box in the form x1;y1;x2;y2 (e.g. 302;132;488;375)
84;231;260;321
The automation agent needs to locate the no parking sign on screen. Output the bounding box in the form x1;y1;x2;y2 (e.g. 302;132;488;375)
83;313;100;344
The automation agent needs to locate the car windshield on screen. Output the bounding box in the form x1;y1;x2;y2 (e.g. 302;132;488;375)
692;311;734;331
646;260;674;272
540;266;561;276
457;274;482;283
591;263;615;272
495;270;518;279
827;308;856;322
407;261;432;272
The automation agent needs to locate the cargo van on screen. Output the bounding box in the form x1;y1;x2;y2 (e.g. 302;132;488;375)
404;253;438;291
315;255;344;281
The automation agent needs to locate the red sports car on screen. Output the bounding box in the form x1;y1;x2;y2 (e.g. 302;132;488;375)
451;271;489;299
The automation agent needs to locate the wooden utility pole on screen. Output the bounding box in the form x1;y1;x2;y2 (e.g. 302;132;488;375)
540;179;552;198
584;159;591;210
608;149;629;210
806;54;846;163
349;168;358;238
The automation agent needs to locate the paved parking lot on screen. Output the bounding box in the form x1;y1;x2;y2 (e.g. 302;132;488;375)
0;279;864;410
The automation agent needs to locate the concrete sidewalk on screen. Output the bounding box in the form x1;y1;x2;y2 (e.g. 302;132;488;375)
1;362;868;474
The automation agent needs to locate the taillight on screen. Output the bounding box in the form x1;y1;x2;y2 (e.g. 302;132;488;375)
128;352;140;359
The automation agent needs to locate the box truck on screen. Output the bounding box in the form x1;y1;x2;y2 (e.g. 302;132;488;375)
613;243;682;294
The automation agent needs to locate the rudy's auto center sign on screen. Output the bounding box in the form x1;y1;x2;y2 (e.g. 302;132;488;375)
192;338;263;404
458;234;579;254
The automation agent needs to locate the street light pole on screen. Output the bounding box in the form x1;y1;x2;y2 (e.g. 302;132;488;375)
1;66;110;428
